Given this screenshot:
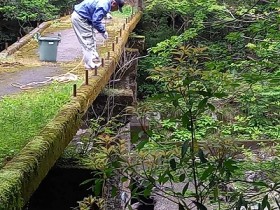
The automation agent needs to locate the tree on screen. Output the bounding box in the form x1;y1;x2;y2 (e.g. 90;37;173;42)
78;0;280;209
0;0;58;22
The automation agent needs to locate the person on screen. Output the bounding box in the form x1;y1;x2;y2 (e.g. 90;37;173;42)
71;0;124;69
105;12;113;19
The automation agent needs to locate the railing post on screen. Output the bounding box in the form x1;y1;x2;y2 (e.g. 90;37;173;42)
102;58;105;67
73;84;77;97
94;66;98;76
85;70;89;85
112;42;115;52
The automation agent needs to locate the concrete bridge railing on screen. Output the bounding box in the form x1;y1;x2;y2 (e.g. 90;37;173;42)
0;11;142;210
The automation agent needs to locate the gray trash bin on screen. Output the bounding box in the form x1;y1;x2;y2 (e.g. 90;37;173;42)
38;36;61;62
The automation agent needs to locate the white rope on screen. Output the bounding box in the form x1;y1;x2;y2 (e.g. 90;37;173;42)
11;72;79;90
11;58;83;90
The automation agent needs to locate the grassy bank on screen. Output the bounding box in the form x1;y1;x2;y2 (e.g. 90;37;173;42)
0;82;79;167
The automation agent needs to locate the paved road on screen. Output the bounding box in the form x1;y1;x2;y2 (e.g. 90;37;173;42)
47;28;82;62
0;26;105;97
47;28;105;62
0;66;64;97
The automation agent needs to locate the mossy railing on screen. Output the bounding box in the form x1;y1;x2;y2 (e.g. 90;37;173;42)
0;11;142;210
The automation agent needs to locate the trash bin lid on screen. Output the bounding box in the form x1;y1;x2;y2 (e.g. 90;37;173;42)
38;37;61;41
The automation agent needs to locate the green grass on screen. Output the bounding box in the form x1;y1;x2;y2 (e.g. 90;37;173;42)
0;82;80;167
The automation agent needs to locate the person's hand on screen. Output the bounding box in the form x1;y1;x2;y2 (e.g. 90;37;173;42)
106;13;113;19
102;31;108;39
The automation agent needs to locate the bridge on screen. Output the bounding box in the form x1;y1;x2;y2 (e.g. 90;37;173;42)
0;8;143;209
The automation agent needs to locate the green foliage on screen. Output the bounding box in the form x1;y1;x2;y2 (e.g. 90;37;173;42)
80;0;280;208
139;0;280;138
75;115;128;209
137;0;233;96
129;43;279;208
131;0;280;204
0;0;58;22
75;196;104;210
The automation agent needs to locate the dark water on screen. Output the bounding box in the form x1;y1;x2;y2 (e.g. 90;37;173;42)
24;167;93;210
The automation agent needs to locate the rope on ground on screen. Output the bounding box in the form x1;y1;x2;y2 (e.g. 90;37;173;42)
11;72;79;90
11;57;84;90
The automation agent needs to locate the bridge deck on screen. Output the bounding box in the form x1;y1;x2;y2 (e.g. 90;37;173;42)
0;11;142;209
